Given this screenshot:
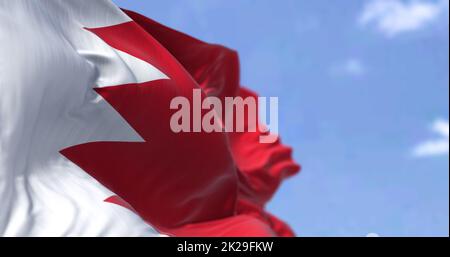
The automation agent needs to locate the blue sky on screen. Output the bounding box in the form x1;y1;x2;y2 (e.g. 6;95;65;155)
113;0;449;236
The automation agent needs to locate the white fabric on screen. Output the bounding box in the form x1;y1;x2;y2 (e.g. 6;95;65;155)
0;0;167;236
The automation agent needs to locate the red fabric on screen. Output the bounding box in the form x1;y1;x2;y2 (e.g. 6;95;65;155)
61;9;300;237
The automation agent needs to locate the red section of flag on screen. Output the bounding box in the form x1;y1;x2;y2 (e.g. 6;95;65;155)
61;10;300;237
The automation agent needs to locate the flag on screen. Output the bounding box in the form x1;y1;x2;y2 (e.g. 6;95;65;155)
0;0;300;236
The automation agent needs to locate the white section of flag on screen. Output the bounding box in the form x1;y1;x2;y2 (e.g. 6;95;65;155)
0;0;166;236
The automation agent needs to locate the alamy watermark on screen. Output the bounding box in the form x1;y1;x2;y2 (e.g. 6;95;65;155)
170;89;279;143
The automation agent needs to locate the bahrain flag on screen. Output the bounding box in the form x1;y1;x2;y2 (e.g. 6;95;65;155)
0;0;300;236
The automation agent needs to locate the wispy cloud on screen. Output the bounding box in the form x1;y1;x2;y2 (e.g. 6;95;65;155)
359;0;449;37
330;58;366;77
413;119;449;157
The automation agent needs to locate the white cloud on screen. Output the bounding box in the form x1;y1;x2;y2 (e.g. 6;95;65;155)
359;0;449;37
331;58;366;77
413;119;449;157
